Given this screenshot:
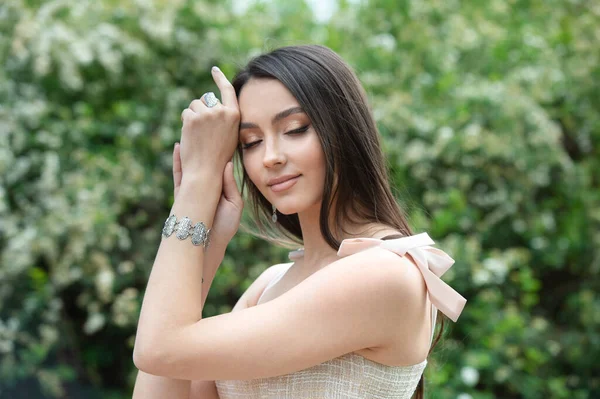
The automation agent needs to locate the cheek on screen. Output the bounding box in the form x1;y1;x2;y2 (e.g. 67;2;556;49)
242;155;258;183
305;136;325;170
298;135;326;181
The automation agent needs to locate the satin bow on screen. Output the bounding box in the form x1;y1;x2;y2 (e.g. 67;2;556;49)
336;232;466;322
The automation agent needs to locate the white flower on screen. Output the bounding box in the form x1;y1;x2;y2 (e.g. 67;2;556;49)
368;33;397;52
126;121;145;139
70;39;94;65
39;325;58;345
494;366;511;382
84;313;105;335
547;340;561;356
531;236;548;250
95;268;115;302
465;123;481;137
483;257;508;283
512;219;527;233
541;212;556;230
524;32;546;49
413;115;435;132
439;126;454;140
0;340;14;353
473;268;491;286
118;261;135;274
460;366;479;386
405;140;430;164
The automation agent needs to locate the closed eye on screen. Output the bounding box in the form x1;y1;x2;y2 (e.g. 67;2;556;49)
241;125;310;150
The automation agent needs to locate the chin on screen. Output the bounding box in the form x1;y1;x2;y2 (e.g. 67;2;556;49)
271;198;305;215
272;205;299;215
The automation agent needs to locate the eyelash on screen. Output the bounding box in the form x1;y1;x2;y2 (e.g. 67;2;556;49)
242;125;310;150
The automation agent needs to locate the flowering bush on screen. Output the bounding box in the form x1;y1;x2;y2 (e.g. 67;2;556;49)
0;0;598;398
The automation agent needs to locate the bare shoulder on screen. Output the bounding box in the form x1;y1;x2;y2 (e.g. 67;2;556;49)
331;245;425;296
351;247;426;308
366;245;431;318
318;246;431;351
372;246;429;306
362;246;433;363
232;262;293;311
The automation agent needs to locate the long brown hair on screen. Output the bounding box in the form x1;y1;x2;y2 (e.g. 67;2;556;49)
231;44;444;398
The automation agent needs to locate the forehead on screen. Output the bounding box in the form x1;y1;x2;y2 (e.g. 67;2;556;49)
238;78;300;122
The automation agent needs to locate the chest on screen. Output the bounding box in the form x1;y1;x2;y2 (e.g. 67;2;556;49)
255;261;313;306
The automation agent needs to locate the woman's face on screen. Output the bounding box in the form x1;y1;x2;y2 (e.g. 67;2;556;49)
238;78;326;215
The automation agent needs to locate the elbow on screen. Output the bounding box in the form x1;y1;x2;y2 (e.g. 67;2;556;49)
133;327;188;378
132;342;155;374
132;336;169;375
133;346;170;376
132;346;146;371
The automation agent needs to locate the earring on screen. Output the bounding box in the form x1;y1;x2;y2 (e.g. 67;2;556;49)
272;204;277;223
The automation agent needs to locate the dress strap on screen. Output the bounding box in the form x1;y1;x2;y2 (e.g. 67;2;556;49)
256;263;294;304
337;232;467;322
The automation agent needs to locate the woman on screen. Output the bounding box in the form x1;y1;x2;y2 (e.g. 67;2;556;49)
132;45;466;399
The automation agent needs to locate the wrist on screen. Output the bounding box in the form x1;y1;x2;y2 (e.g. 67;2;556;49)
206;233;227;253
181;172;221;188
205;242;226;269
171;178;220;229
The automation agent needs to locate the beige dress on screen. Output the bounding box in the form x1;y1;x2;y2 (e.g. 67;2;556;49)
215;232;467;399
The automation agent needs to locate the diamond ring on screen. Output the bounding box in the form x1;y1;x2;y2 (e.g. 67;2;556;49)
202;92;220;108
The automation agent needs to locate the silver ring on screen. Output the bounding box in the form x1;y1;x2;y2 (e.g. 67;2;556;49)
203;92;219;108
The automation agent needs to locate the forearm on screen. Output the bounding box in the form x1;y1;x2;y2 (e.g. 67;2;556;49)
134;176;221;357
133;370;190;399
202;242;226;310
132;239;225;396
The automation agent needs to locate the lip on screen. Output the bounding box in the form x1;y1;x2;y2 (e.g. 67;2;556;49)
269;175;300;192
267;174;301;187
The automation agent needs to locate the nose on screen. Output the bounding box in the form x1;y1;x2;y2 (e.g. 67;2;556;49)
262;136;286;168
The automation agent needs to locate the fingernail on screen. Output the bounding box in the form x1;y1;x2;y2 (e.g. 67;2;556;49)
212;66;220;73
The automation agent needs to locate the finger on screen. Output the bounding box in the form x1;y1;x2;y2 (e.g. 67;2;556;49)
173;143;182;197
189;98;208;113
222;161;240;200
181;108;195;123
211;66;238;109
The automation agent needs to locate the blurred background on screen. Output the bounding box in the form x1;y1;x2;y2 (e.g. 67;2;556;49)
1;0;599;398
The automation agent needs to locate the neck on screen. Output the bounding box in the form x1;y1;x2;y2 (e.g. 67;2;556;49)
292;200;399;273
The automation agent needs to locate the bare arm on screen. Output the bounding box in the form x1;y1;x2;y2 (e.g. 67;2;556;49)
133;245;424;381
133;239;228;399
133;373;191;399
189;263;289;398
134;64;240;366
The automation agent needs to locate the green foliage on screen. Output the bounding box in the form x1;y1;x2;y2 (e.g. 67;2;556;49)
0;0;598;397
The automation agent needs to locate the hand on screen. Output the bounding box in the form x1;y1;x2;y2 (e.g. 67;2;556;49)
179;67;240;181
173;143;244;246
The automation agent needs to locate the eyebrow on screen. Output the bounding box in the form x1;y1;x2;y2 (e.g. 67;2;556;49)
240;106;305;130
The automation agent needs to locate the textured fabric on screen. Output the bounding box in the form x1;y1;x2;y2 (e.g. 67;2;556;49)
216;232;466;398
216;353;427;399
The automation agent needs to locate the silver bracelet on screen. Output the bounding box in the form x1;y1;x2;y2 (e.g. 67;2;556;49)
162;214;211;249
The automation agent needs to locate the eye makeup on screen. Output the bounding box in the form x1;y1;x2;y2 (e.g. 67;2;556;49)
241;125;310;150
